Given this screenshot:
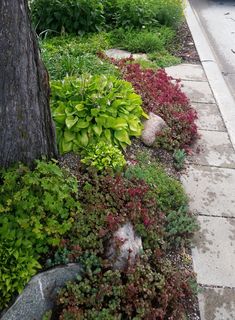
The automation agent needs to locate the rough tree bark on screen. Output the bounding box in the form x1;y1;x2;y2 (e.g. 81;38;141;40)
0;0;57;168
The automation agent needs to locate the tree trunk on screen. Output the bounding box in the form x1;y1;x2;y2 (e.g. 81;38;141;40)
0;0;57;168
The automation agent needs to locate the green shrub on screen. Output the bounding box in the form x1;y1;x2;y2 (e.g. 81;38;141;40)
0;238;40;309
50;75;147;154
0;161;81;308
81;141;126;172
31;0;105;35
103;0;184;29
109;27;175;53
125;156;187;212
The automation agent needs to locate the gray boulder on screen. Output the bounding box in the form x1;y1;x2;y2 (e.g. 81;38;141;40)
141;112;167;146
106;222;143;271
0;264;81;320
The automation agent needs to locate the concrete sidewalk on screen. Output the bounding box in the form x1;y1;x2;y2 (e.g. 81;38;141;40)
166;63;235;319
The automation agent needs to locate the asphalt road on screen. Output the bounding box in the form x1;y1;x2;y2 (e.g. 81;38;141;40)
189;0;235;99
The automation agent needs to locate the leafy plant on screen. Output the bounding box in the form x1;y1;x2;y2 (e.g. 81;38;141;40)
148;50;181;68
173;148;186;170
81;141;126;172
50;75;147;154
31;0;105;35
111;60;198;150
0;161;81;308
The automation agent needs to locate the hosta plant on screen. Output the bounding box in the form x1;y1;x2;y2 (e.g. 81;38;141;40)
81;141;126;172
50;75;147;154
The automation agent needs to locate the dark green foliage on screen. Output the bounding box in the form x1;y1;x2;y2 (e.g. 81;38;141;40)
50;75;146;153
31;0;105;35
0;161;81;308
125;159;187;213
173;148;186;170
109;27;175;53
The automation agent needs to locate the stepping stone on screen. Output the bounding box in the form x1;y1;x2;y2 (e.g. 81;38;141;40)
198;287;235;320
192;103;226;132
105;49;148;61
180;80;216;103
165;64;207;82
192;216;235;287
181;165;235;217
188;130;235;168
105;49;132;59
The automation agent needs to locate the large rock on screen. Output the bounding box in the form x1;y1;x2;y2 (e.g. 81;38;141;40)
1;264;81;320
141;112;167;146
106;222;143;271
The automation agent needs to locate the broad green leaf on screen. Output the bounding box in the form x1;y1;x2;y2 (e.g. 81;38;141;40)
93;125;102;136
114;129;131;145
65;116;78;129
64;130;76;143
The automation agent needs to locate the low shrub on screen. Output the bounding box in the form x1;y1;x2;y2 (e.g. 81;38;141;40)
102;0;184;29
31;0;105;35
109;26;175;53
50;75;147;153
148;50;181;68
125;158;187;213
81;141;126;172
112;60;198;150
0;161;81;309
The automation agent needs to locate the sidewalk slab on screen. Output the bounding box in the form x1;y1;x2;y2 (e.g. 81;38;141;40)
192;216;235;287
192;103;226;132
165;64;207;81
198;287;235;320
188;130;235;169
181;165;235;217
180;80;216;103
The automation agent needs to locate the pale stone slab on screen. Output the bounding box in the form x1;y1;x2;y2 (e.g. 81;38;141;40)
192;103;226;132
192;216;235;287
180;80;216;103
105;49;132;59
188;130;235;168
198;287;235;320
165;63;207;81
181;165;235;217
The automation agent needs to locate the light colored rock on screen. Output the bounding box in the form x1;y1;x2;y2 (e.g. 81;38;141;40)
141;112;167;146
1;264;81;320
192;216;235;287
106;222;143;271
105;49;132;60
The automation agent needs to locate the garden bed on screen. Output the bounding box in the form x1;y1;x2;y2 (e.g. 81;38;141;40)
1;1;201;319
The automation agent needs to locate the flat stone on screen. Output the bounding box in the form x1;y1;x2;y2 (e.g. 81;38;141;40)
1;264;82;320
198;287;235;320
165;63;207;81
105;49;132;59
192;216;235;287
192;103;226;132
181;165;235;217
180;80;216;103
188;129;235;168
